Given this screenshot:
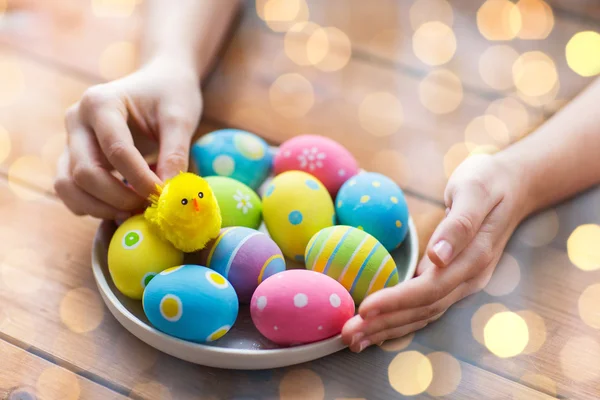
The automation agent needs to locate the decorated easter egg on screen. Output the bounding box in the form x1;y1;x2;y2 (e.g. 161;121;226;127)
250;269;354;345
108;215;184;300
305;225;399;305
273;135;359;196
197;227;286;303
262;171;335;262
336;172;409;251
143;264;239;343
191;129;272;190
204;176;262;229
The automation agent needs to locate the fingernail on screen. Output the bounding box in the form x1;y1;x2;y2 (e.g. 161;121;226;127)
358;339;371;352
366;310;379;319
433;240;453;265
351;333;364;346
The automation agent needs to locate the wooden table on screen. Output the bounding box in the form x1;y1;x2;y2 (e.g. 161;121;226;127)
0;0;599;398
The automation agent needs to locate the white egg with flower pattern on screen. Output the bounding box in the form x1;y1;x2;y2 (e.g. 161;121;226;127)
142;265;239;343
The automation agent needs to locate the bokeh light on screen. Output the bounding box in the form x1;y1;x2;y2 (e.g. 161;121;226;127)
471;303;509;345
358;92;403;137
516;0;554;40
578;283;600;329
369;149;410;187
379;332;414;352
484;312;529;358
0;0;6;18
0;56;25;106
37;367;81;400
464;115;510;151
517;78;559;107
311;27;352;72
258;0;309;33
512;51;557;97
409;0;454;30
99;41;137;80
412;22;456;66
60;287;104;333
567;224;600;271
0;124;10;165
477;0;522;41
269;73;315;118
8;156;54;200
560;336;600;382
419;69;463;114
565;31;600;77
484;252;520;296
285;22;321;66
279;369;325;400
517;310;547;354
515;209;559;247
443;142;472;179
485;97;531;140
388;351;433;396
92;0;136;17
478;45;519;91
1;248;46;295
517;373;557;399
131;381;173;400
426;352;462;396
41;133;67;171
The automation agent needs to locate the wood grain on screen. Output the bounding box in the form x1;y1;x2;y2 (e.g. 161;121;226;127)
0;339;127;400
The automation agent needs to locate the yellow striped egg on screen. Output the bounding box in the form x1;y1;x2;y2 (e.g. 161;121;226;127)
305;226;399;304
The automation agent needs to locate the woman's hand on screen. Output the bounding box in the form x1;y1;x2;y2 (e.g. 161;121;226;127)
54;56;203;220
341;154;528;352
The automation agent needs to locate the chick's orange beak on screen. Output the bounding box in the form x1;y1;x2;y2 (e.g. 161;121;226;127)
193;197;200;212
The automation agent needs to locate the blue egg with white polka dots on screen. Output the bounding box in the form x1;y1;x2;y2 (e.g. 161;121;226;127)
191;129;273;190
335;172;409;251
142;265;239;343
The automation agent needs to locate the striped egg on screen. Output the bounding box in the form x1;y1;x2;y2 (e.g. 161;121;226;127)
198;227;286;303
305;226;399;304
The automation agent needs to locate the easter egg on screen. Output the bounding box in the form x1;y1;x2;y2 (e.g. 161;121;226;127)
336;172;409;251
305;225;399;305
250;269;354;345
108;215;184;300
273;135;359;196
143;264;239;343
262;171;335;262
198;227;286;303
191;129;272;190
204;176;262;229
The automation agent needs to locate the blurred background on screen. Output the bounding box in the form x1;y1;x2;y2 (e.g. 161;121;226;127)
0;1;599;399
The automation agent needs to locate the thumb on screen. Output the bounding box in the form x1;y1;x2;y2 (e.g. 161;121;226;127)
156;117;195;181
427;184;498;267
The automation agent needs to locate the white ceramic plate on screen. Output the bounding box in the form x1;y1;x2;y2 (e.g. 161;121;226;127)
91;172;419;370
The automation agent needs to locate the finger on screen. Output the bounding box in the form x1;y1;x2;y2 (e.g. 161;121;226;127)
68;124;146;211
86;104;161;199
350;320;428;353
341;315;364;347
156;113;194;181
427;183;499;267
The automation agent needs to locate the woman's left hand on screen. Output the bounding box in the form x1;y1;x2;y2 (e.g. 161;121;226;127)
341;154;528;352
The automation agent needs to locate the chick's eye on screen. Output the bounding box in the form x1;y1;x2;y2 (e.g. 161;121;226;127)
181;198;188;205
198;192;204;199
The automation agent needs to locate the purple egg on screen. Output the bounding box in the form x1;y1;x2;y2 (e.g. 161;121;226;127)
199;227;286;303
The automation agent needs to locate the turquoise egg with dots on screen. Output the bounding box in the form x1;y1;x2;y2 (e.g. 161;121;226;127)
191;129;273;190
335;172;409;251
142;265;239;343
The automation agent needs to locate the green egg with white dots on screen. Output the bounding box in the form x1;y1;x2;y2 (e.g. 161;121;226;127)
262;171;335;262
205;176;262;229
108;215;184;300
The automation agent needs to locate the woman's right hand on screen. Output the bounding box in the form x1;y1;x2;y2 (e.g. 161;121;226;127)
54;56;203;220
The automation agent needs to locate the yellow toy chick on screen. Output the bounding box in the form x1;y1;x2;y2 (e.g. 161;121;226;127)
144;172;222;253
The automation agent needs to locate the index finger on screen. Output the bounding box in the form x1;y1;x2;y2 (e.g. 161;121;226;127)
91;108;161;199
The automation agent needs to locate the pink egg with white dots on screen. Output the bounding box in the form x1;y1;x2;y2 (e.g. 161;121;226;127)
274;135;359;197
250;269;355;346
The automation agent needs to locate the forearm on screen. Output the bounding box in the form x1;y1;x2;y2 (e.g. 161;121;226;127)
496;78;600;217
141;0;241;78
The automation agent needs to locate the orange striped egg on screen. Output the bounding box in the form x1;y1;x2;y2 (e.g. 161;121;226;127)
304;226;399;304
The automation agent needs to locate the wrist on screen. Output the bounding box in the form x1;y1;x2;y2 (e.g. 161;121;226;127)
142;52;200;85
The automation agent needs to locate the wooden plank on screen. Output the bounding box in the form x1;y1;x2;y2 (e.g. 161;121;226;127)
0;339;127;400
